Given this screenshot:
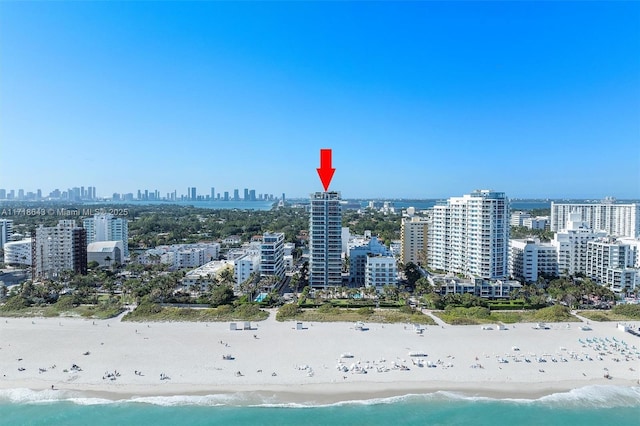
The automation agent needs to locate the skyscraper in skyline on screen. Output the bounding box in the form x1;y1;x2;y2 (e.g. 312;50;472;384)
309;191;342;288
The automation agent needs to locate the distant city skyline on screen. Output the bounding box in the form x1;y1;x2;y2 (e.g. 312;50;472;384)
0;184;639;202
0;185;281;202
1;2;638;199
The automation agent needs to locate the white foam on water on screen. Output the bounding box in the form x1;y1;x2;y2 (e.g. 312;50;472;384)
536;385;640;408
0;388;70;404
128;393;250;407
2;385;639;409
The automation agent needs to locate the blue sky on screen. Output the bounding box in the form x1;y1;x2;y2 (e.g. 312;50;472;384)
1;1;638;199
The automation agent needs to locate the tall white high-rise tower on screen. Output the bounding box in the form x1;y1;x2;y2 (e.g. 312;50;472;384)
309;191;342;288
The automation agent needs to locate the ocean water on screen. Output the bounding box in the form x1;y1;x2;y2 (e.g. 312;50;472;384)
1;386;639;426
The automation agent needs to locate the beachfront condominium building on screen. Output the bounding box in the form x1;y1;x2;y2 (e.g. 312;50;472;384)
349;236;392;287
551;213;607;276
550;201;640;238
260;232;285;280
400;215;430;265
83;213;129;257
234;253;260;288
0;219;13;248
509;238;558;283
586;238;638;293
428;190;510;280
32;220;87;279
365;255;398;293
309;191;342;288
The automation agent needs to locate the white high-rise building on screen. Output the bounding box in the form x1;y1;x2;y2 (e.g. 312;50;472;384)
309;191;342;288
509;238;558;283
428;190;510;279
0;219;13;248
261;232;285;280
83;214;129;257
32;220;87;279
400;215;429;265
551;201;640;238
552;213;607;276
586;238;637;292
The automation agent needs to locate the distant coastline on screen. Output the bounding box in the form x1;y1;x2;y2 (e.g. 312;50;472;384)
2;198;639;212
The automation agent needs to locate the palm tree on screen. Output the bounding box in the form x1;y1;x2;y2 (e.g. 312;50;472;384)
218;267;235;287
383;285;399;301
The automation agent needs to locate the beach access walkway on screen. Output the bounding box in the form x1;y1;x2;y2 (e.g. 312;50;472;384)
422;310;447;327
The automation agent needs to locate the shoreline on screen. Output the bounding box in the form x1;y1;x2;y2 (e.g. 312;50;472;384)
0;382;640;407
2;380;638;405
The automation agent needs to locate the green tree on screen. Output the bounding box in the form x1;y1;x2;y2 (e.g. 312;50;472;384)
414;277;432;296
383;285;399;301
210;284;234;307
403;262;421;287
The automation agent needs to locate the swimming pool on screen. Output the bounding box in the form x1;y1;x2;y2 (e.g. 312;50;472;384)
254;292;268;302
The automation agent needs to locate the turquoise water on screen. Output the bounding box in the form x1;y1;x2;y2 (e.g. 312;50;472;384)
254;292;268;303
1;386;639;426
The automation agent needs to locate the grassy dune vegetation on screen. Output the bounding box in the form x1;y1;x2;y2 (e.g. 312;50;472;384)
578;304;640;322
432;305;579;325
276;303;436;325
122;301;269;322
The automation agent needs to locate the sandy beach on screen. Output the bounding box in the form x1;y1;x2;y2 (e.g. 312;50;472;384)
1;310;639;404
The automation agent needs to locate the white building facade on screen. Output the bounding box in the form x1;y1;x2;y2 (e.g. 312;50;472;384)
32;220;87;279
349;237;392;287
260;232;285;280
87;241;124;267
234;253;260;288
509;238;558;283
3;238;32;266
364;255;398;292
550;201;640;238
523;217;549;230
400;215;429;265
586;238;637;293
83;214;129;257
551;213;607;276
510;211;531;227
428;190;510;279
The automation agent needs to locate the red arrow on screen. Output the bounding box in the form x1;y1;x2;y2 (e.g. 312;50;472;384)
316;148;335;191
